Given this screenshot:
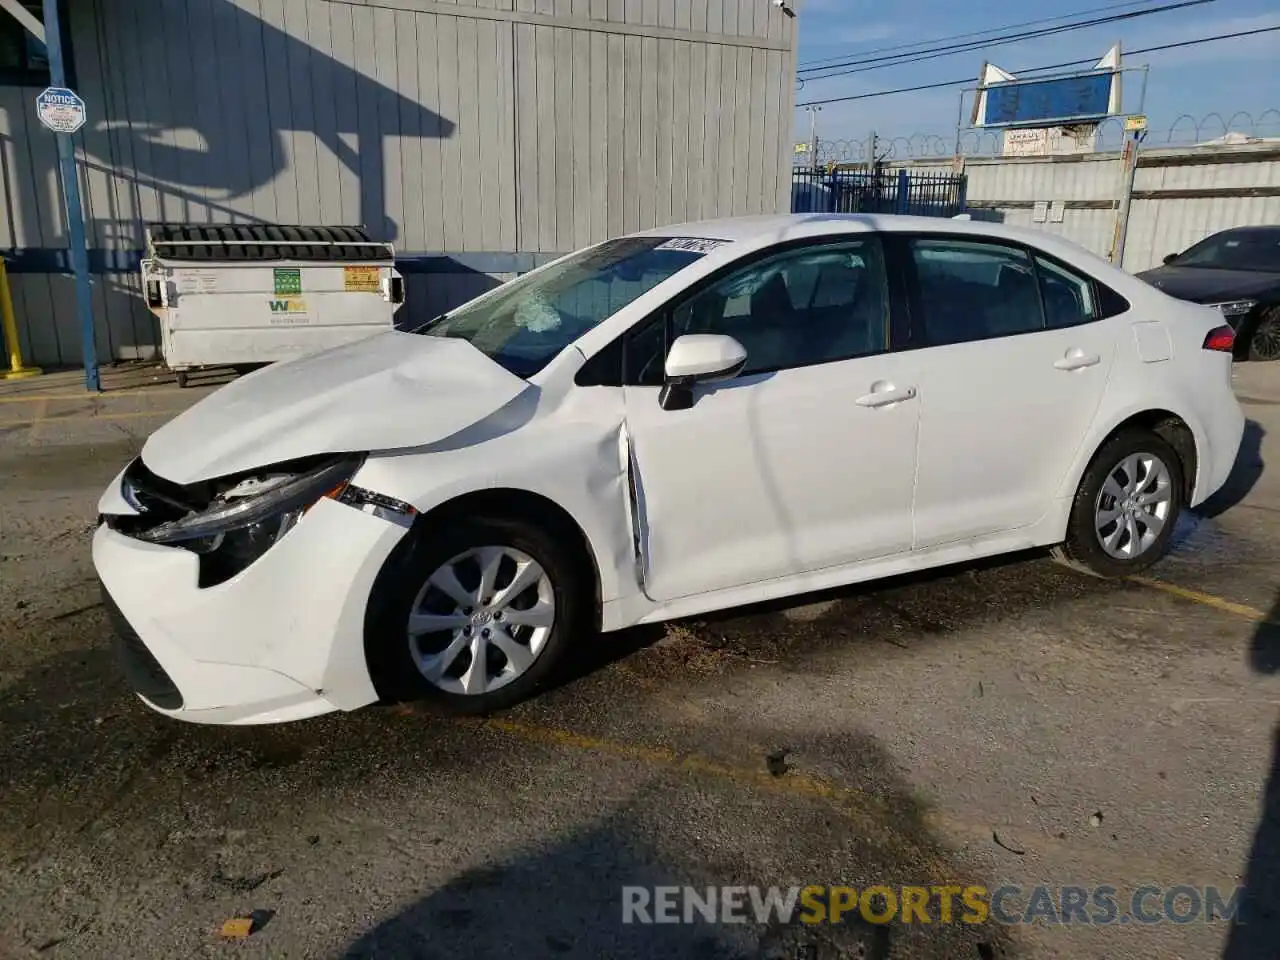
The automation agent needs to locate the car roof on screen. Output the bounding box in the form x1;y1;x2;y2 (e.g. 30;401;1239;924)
1205;225;1280;240
627;213;1109;266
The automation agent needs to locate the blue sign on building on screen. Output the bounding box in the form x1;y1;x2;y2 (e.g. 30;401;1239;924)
980;72;1116;128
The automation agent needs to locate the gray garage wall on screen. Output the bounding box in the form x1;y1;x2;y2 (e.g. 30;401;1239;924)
0;0;799;367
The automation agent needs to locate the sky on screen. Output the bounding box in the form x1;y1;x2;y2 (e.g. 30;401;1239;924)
791;0;1280;152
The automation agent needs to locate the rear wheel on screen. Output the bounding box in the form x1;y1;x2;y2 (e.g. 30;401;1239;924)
1246;306;1280;362
365;515;591;715
1052;429;1184;578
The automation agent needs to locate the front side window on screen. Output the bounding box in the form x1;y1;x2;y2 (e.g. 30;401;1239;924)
661;239;890;378
908;238;1043;345
413;236;713;377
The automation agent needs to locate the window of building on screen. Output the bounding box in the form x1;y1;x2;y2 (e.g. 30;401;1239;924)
0;2;73;88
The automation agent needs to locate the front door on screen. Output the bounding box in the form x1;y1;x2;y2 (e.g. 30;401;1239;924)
622;236;921;603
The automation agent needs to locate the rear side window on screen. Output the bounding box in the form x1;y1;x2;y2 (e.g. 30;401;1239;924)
907;239;1043;345
906;237;1115;345
1035;255;1096;329
1096;282;1131;320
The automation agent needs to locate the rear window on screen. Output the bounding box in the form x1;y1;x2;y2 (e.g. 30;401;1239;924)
1172;230;1280;273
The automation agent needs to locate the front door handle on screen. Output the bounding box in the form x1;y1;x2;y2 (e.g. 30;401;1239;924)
856;384;917;408
1054;349;1101;371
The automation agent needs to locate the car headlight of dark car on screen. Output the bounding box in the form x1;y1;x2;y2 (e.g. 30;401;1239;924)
126;455;364;584
1208;299;1257;319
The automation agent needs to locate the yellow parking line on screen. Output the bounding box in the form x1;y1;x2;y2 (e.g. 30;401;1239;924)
1128;576;1274;623
474;716;924;839
468;715;1214;877
0;387;189;403
0;407;189;427
482;716;853;803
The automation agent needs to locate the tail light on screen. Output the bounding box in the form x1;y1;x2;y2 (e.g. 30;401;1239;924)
1203;325;1235;353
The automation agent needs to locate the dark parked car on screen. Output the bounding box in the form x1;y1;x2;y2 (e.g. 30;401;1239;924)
1136;226;1280;361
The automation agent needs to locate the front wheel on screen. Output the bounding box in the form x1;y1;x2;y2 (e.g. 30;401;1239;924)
365;515;592;715
1052;429;1184;578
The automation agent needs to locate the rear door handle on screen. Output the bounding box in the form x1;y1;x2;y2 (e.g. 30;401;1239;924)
1054;350;1101;371
856;385;917;407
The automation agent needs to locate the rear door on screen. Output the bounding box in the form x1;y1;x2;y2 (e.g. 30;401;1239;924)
891;234;1120;549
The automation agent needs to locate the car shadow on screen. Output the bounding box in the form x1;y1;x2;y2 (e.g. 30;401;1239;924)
677;547;1056;628
554;623;668;690
1221;591;1280;959
339;726;1016;960
1197;419;1265;519
547;545;1068;696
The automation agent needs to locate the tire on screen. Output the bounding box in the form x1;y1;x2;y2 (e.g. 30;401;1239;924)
174;370;189;388
1246;306;1280;363
364;514;592;716
1051;429;1185;578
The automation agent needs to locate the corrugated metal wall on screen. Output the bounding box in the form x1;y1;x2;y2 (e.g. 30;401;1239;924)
1125;151;1280;270
1;0;798;367
905;143;1280;273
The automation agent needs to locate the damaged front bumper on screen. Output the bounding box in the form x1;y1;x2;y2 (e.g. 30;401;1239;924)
93;492;410;726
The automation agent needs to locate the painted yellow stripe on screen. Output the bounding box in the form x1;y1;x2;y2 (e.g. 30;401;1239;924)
0;407;189;427
465;715;1220;876
474;716;921;842
482;716;852;803
1128;575;1273;623
0;387;192;403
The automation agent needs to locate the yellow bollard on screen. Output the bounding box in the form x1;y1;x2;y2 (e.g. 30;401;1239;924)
0;257;40;379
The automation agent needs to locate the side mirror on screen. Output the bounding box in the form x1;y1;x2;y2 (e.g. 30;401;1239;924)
658;334;748;411
1162;252;1178;265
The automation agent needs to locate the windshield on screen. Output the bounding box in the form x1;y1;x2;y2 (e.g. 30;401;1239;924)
1171;229;1280;273
411;236;721;377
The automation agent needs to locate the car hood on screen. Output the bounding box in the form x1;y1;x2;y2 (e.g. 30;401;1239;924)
1134;265;1280;304
141;331;532;484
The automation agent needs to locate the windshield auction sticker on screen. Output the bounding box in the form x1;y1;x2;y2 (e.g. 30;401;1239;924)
655;238;731;254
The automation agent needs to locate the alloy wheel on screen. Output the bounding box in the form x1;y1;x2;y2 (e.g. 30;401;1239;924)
1093;452;1173;560
406;546;556;695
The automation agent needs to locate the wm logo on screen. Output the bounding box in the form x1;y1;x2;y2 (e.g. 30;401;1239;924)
269;298;306;313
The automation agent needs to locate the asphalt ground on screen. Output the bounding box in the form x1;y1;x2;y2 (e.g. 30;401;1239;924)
1;361;1278;959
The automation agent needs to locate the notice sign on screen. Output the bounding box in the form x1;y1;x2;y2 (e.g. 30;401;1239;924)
35;87;87;135
273;267;302;296
343;265;381;293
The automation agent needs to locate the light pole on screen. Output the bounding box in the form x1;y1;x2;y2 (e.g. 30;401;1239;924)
803;104;822;168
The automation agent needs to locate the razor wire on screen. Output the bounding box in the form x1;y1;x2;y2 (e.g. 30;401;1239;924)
796;108;1280;165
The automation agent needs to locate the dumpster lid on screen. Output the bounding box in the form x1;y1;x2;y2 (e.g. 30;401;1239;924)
144;224;395;263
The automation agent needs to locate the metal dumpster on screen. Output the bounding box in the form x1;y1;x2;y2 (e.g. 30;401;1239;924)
141;224;406;386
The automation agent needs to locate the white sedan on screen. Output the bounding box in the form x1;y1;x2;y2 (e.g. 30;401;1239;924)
94;214;1246;725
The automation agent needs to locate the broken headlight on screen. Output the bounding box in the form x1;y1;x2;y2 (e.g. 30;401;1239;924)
134;455;364;583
